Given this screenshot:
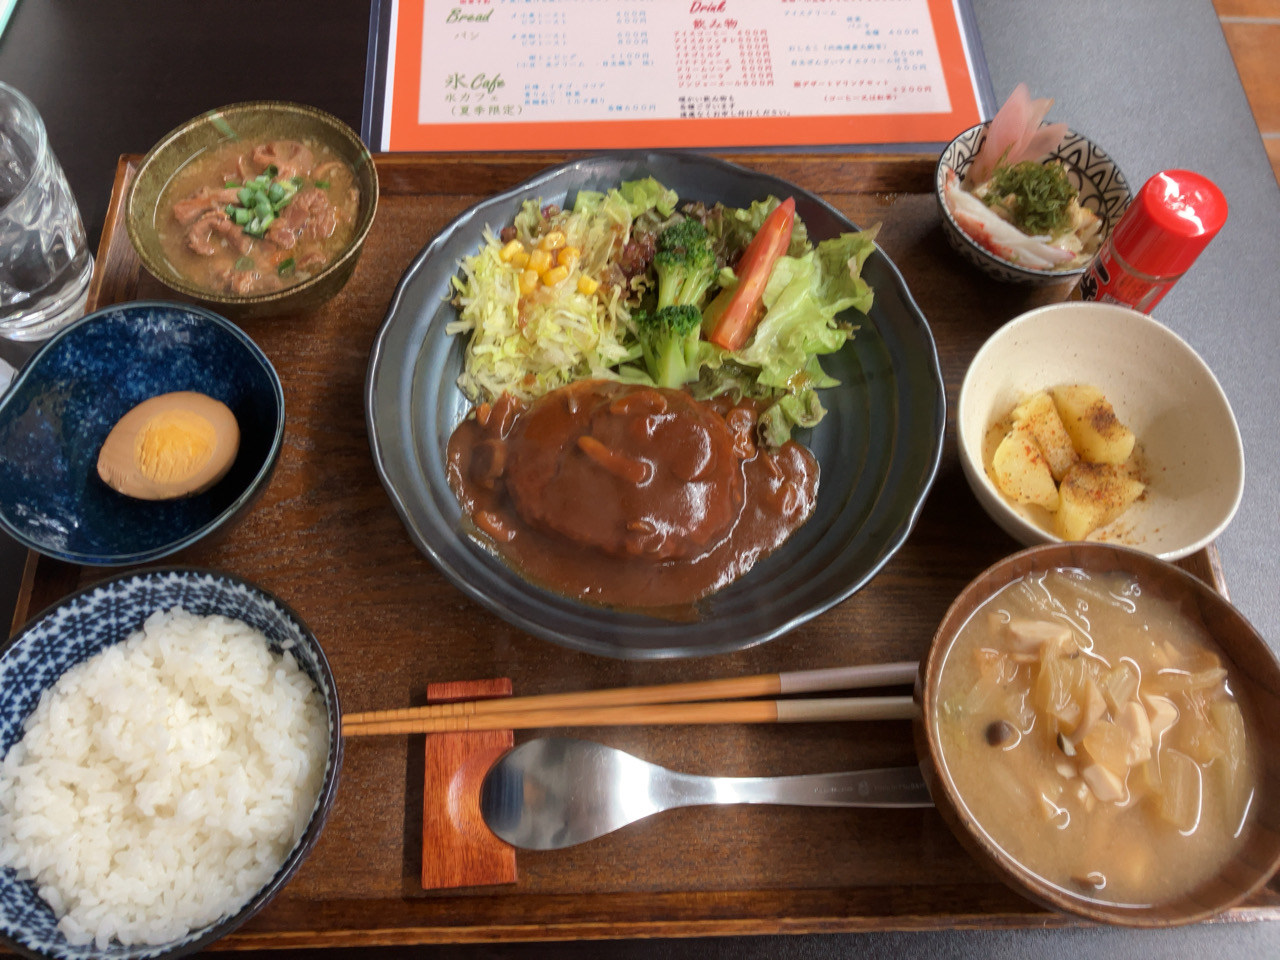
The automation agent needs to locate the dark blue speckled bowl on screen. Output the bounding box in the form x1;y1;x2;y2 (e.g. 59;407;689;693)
0;567;342;960
0;302;284;565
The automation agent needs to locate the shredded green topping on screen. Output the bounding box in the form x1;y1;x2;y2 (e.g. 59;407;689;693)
984;161;1077;236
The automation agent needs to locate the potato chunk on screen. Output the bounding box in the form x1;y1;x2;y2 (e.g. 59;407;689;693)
1053;462;1145;540
991;426;1060;510
1012;391;1079;481
1051;384;1136;464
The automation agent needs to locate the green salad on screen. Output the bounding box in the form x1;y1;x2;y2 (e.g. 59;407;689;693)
447;177;879;447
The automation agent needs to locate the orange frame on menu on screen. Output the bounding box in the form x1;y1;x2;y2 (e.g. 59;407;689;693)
380;0;987;152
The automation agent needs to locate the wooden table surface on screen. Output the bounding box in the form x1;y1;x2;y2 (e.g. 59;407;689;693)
10;149;1266;951
4;2;1280;958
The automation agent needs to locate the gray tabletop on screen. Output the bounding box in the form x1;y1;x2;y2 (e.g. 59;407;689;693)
0;0;1277;956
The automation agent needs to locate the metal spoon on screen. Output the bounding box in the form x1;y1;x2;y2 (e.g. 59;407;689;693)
480;737;933;849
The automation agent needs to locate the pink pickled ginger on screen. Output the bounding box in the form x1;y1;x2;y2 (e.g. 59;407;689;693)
966;83;1069;186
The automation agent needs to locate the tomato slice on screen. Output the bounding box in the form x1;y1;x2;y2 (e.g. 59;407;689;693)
707;196;796;352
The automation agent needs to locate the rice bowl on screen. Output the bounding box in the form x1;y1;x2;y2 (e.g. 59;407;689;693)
0;608;326;948
0;569;342;960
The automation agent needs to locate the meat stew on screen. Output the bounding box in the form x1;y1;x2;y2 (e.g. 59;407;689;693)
156;139;360;296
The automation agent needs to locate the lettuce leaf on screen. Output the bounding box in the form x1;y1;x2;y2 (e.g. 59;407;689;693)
758;379;828;449
732;225;878;383
617;177;679;219
697;224;880;444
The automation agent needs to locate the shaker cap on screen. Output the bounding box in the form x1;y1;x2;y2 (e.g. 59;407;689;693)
1111;170;1228;277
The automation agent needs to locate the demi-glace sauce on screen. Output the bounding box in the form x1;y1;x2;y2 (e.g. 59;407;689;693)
446;380;819;611
936;568;1255;907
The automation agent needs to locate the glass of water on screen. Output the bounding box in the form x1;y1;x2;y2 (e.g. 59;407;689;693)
0;83;93;342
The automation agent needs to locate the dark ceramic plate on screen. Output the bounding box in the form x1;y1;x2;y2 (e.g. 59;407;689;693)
366;152;944;659
0;301;285;565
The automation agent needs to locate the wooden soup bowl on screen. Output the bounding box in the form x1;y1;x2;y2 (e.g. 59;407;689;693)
914;542;1280;926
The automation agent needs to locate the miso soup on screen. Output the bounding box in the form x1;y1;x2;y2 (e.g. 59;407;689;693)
935;568;1255;906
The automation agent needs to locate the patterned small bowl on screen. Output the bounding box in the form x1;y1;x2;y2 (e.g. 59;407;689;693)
936;122;1132;285
0;301;285;565
0;568;342;960
126;100;378;321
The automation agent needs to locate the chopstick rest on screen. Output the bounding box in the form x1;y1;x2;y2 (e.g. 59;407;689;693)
420;677;517;890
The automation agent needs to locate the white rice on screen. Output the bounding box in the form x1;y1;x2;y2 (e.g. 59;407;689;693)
0;608;328;949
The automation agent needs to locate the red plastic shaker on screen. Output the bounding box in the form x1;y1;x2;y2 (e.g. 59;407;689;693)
1077;170;1228;313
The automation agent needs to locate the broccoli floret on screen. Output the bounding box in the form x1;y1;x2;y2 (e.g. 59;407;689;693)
635;304;703;389
654;218;716;309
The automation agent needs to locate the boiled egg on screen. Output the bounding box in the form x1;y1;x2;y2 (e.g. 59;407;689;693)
97;391;240;500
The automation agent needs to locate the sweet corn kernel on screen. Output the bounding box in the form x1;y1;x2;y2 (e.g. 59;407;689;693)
538;230;567;252
557;246;581;271
518;269;539;295
510;249;530;269
498;239;525;263
577;275;600;295
542;265;570;287
528;248;553;274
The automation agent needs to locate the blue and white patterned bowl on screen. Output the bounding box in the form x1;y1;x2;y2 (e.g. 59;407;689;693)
0;301;285;565
0;568;342;960
936;122;1132;286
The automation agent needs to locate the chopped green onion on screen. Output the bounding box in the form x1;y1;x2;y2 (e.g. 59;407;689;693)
234;256;254;271
224;180;240;189
315;180;330;189
271;184;296;211
277;257;296;278
227;165;303;238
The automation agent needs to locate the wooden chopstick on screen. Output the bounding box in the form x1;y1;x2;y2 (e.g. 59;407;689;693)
341;695;917;737
340;661;918;730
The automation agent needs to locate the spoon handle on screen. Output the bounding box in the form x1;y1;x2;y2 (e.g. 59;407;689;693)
662;767;932;809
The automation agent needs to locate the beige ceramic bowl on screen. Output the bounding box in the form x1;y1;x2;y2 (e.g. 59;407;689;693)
957;301;1244;561
125;101;378;321
916;542;1280;926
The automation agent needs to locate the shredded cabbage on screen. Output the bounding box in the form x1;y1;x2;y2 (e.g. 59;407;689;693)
449;238;631;403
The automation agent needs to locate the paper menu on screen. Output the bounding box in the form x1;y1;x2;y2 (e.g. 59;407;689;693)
374;0;989;151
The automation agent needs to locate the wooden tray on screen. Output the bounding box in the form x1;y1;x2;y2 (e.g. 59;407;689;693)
11;153;1273;947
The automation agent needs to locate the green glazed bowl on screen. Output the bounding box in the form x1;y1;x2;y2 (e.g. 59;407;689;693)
126;101;378;320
